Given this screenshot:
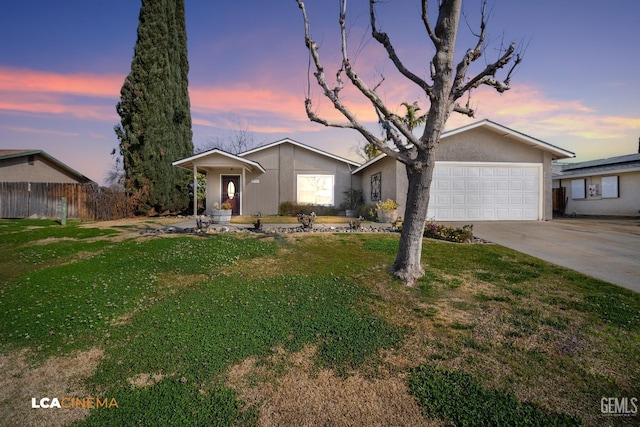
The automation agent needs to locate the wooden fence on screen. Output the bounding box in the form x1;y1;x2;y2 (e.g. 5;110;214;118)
0;182;133;220
552;187;567;216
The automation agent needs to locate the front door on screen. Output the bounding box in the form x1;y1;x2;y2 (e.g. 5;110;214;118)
221;176;240;215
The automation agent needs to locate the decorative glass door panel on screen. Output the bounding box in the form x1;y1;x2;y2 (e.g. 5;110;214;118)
221;176;240;215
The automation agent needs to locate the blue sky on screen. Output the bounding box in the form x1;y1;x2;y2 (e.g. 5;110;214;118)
1;0;638;184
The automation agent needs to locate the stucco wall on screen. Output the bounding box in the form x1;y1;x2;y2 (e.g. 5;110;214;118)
559;170;640;216
0;155;84;183
360;156;399;206
242;143;356;215
437;127;546;163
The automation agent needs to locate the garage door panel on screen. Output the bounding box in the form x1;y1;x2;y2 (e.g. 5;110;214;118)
466;195;480;205
482;209;495;220
496;181;510;191
511;180;523;191
482;195;495;204
467;180;480;191
510;194;523;204
437;180;451;191
496;194;510;205
430;164;540;221
436;194;451;205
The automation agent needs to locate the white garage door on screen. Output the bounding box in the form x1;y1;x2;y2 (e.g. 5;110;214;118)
427;162;541;221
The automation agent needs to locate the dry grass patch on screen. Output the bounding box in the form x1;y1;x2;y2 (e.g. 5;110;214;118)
226;247;296;281
156;272;208;291
78;217;185;230
0;347;103;427
228;345;435;427
127;371;165;389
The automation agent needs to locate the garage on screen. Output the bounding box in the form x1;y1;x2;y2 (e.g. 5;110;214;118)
428;162;542;221
353;120;575;221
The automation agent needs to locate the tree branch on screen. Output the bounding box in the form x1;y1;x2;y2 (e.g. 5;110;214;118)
370;0;433;96
455;41;516;97
421;0;441;46
452;0;487;92
296;0;410;163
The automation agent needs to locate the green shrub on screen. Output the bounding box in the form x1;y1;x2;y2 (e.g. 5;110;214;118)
423;221;473;243
278;202;339;216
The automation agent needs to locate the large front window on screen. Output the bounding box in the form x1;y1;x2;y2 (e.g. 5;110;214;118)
297;175;334;205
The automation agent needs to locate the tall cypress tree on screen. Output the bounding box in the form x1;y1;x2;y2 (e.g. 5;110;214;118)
115;0;193;214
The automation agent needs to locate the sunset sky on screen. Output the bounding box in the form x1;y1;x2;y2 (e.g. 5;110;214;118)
1;0;639;185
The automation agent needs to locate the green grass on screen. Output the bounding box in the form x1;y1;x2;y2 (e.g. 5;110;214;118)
409;365;581;426
1;220;639;426
1;235;278;354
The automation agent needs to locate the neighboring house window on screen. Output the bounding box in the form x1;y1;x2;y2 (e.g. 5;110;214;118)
601;176;619;198
371;172;381;201
28;155;34;165
571;179;586;199
297;175;334;205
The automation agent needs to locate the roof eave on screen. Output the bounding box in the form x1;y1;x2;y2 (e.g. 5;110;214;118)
443;119;575;159
240;138;361;167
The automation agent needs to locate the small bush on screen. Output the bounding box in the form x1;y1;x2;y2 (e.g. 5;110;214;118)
375;198;399;211
357;203;378;221
423;221;473;243
278;201;339;216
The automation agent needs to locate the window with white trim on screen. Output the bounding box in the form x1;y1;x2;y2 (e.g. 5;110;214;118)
601;176;619;198
297;175;334;205
571;179;586;199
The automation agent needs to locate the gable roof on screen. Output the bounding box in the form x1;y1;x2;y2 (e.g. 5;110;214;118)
351;119;575;174
443;119;575;159
553;153;640;178
172;148;266;173
0;149;94;183
239;138;361;167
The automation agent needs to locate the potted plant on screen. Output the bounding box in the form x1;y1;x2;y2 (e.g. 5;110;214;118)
341;189;364;217
375;198;399;223
210;201;232;224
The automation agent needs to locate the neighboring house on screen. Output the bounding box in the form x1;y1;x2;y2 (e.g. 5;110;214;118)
173;120;575;221
553;153;640;217
0;149;95;219
0;149;93;184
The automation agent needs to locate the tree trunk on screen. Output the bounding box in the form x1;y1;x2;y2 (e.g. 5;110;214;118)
392;158;436;286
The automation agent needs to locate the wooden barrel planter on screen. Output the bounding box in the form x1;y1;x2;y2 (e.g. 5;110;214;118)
210;209;232;224
376;209;398;223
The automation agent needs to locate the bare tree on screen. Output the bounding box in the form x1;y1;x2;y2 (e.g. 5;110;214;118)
296;0;521;285
198;117;264;155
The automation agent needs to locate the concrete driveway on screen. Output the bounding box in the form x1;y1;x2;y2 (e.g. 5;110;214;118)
469;218;640;293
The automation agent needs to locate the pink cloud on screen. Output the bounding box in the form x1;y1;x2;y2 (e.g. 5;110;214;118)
0;66;122;97
0;99;115;121
0;124;81;137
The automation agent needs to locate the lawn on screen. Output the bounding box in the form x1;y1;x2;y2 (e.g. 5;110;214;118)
0;219;638;426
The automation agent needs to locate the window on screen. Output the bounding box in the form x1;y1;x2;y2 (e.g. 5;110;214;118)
371;172;381;201
571;179;586;199
28;155;34;165
297;175;334;205
601;176;619;198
